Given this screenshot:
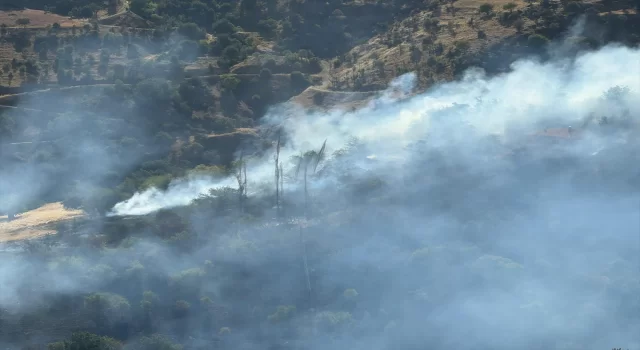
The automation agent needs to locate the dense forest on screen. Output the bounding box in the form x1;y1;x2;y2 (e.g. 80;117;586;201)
0;0;639;349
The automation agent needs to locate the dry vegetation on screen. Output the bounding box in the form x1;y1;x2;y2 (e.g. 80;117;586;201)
0;9;87;28
290;86;378;111
330;0;531;90
0;202;84;243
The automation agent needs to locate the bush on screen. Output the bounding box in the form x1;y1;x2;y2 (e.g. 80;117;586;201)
220;74;240;91
126;334;183;350
257;19;278;38
478;3;494;14
212;19;236;34
267;305;296;323
514;18;525;32
528;34;550;48
503;2;517;11
265;58;277;70
47;332;122;350
172;300;191;318
290;71;309;89
314;311;353;332
343;288;359;298
178;22;205;40
15;18;30;26
309;57;322;72
313;92;325;105
259;68;272;81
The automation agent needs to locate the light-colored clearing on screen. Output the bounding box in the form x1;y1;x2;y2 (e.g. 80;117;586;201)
0;202;84;243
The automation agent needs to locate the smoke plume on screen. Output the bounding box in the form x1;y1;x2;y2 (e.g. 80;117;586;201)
111;44;640;217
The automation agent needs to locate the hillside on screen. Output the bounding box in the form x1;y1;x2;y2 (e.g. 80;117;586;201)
0;0;639;349
330;0;640;90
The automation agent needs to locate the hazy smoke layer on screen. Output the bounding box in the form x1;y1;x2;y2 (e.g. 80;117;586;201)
111;44;640;216
1;42;640;350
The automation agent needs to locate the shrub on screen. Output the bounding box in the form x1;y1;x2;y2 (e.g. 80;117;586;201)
290;71;309;89
314;311;353;332
220;74;240;91
503;2;517;11
172;300;191;318
528;34;550;48
267;305;296;323
126;334;183;350
313;92;325;105
264;58;277;70
259;68;272;81
178;22;205;40
309;57;322;72
15;18;30;27
514;18;525;32
212;19;236;34
47;332;122;350
478;3;494;14
84;293;131;326
343;288;359;299
257;19;278;38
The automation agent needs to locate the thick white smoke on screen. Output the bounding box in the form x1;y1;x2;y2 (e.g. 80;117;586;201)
109;44;640;217
108;175;237;216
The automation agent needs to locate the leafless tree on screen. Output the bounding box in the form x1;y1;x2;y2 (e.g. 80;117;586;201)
292;139;327;304
274;130;282;218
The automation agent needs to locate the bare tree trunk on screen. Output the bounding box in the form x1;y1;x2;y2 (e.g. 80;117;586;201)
275;164;280;215
275;133;281;218
243;163;247;197
300;226;312;302
279;165;284;218
304;166;308;217
236;154;247;216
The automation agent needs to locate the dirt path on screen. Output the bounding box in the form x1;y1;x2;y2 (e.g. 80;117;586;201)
0;202;84;243
306;86;382;95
